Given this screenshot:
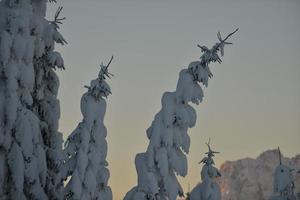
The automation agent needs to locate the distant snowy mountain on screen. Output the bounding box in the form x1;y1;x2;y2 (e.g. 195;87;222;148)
218;149;300;200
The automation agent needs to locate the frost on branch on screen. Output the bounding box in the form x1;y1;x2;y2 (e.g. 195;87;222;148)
189;140;222;200
123;29;237;200
63;57;113;200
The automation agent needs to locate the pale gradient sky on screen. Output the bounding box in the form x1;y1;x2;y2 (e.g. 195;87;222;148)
47;0;300;199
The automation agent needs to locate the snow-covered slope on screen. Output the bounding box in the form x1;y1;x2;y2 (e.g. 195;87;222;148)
218;149;300;200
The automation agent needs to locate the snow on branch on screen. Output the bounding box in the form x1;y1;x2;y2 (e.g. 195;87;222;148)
84;56;114;100
199;139;220;165
197;28;238;65
188;28;238;85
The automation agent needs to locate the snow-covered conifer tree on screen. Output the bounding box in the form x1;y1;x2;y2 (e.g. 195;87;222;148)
269;148;299;200
63;56;114;200
31;4;66;199
189;140;221;200
0;0;66;199
123;29;238;200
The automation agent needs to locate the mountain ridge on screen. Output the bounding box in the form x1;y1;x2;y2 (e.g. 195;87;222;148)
217;149;300;200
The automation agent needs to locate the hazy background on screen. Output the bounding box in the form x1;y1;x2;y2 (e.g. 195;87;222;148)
47;0;300;199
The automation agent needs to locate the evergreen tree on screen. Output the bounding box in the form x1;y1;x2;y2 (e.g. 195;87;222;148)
189;140;221;200
63;57;113;200
0;0;65;199
32;4;66;199
123;29;238;200
269;148;299;200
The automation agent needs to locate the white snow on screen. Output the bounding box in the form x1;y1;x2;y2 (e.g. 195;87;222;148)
47;51;64;69
8;142;24;192
0;31;13;66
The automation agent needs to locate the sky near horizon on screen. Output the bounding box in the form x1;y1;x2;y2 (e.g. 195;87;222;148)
47;0;300;199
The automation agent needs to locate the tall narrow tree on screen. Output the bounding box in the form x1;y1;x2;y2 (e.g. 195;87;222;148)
63;57;113;200
31;4;66;199
0;0;66;199
123;29;238;200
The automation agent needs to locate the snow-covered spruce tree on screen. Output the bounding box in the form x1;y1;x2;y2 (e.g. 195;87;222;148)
0;0;66;199
31;4;66;200
63;57;114;200
123;29;238;200
269;148;299;200
189;140;221;200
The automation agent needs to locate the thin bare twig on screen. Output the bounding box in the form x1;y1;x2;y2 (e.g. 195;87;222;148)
99;55;114;79
220;28;239;43
106;55;114;68
278;147;282;165
55;7;66;24
51;6;66;28
105;55;114;78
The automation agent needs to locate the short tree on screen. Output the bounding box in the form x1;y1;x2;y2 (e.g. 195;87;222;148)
189;140;221;200
269;148;298;200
